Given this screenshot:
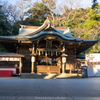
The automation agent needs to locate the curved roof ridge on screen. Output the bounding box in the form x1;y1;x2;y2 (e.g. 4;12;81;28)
50;26;63;34
63;31;74;38
18;19;70;37
18;19;51;36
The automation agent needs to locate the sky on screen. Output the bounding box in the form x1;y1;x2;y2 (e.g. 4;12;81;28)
1;0;100;8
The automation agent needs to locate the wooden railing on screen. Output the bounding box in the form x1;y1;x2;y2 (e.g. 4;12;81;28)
37;65;60;74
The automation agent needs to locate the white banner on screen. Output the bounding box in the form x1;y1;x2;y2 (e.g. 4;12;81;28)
0;57;20;61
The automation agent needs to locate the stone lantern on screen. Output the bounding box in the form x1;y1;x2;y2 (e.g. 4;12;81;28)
30;53;37;73
61;53;68;73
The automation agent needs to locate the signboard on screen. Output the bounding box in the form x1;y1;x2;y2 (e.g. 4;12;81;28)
86;53;100;77
0;57;20;61
86;53;100;68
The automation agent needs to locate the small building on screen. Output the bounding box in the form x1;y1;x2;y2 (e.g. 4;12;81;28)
86;53;100;77
0;19;98;74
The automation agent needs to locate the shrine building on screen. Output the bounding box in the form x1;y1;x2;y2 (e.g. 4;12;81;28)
0;19;98;75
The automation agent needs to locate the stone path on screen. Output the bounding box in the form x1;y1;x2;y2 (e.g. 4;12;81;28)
0;77;100;100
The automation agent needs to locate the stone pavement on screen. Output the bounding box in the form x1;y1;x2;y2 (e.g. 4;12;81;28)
0;77;100;100
21;73;78;79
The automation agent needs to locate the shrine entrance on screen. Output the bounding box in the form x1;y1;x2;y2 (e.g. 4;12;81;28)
36;38;62;74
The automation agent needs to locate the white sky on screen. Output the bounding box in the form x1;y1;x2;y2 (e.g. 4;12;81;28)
1;0;100;8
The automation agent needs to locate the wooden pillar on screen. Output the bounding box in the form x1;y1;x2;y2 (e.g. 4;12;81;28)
63;45;65;52
62;63;65;73
74;47;76;69
31;62;34;73
32;44;35;53
31;56;35;73
31;43;35;73
62;45;65;73
17;44;19;54
19;58;22;74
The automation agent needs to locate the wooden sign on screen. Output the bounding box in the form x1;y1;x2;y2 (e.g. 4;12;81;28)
18;41;32;43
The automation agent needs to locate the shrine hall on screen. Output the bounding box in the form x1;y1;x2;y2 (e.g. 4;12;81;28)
0;19;98;75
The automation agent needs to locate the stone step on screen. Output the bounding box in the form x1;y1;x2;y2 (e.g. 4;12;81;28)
21;73;79;79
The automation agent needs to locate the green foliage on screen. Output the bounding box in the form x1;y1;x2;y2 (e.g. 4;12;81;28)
64;20;73;27
0;1;100;54
75;14;80;17
63;4;100;53
81;32;88;38
30;19;43;26
87;43;100;54
83;19;98;29
64;19;81;28
21;2;50;26
0;29;3;35
0;20;10;36
0;44;8;52
0;6;12;36
11;25;19;35
27;2;50;20
88;4;100;20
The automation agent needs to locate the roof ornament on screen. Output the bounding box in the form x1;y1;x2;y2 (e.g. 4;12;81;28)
68;27;69;31
20;25;24;28
19;25;24;32
63;27;70;34
46;17;51;28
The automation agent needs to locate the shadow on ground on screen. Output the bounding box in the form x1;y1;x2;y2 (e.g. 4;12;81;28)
21;73;80;79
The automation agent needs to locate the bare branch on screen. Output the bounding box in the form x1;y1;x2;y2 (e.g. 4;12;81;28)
16;0;32;21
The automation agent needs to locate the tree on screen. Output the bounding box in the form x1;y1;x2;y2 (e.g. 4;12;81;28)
57;0;82;27
93;0;98;5
16;0;31;22
92;0;98;9
0;1;11;36
3;4;20;25
27;2;50;20
42;0;57;26
64;0;82;20
0;1;20;36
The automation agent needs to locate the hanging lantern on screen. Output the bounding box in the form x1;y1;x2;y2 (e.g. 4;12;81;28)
53;58;55;61
39;50;40;55
45;51;47;56
56;51;57;56
51;51;53;56
63;45;65;52
33;44;35;51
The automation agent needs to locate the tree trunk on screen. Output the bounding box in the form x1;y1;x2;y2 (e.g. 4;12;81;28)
51;13;55;26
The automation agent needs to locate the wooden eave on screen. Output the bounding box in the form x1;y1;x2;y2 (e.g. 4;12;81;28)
0;52;24;58
0;38;17;43
75;41;97;54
